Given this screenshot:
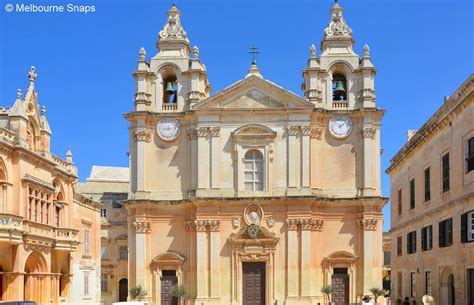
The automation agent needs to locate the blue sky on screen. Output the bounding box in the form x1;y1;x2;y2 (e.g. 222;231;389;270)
1;0;473;231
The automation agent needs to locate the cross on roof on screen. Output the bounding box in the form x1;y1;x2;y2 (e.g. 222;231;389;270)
249;44;260;65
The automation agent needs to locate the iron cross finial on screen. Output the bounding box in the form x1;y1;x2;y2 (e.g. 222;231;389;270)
249;44;260;65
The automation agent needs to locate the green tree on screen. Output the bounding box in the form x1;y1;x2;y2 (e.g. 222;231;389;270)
370;287;385;303
171;285;187;305
129;285;147;301
321;285;334;304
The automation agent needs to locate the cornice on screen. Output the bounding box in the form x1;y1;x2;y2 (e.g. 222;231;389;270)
387;75;473;174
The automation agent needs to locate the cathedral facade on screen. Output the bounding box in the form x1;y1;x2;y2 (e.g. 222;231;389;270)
125;3;387;305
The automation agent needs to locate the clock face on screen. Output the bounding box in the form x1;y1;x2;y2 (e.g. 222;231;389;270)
329;115;352;139
157;117;180;141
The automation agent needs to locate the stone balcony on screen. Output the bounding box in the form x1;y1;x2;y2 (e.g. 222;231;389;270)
0;213;24;244
54;227;80;251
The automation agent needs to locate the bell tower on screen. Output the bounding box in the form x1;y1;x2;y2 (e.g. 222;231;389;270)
132;4;211;113
302;1;376;110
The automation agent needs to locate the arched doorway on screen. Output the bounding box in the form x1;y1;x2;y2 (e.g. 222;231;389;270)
440;267;456;305
24;251;48;303
448;274;456;305
119;278;128;302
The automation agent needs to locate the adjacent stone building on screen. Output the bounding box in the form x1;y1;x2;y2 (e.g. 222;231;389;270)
124;3;387;305
78;166;130;305
0;67;101;304
387;75;474;305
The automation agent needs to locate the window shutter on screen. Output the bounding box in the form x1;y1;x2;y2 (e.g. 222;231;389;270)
407;233;411;253
439;221;445;247
413;232;417;253
461;213;467;243
421;228;426;251
447;218;453;246
428;226;433;249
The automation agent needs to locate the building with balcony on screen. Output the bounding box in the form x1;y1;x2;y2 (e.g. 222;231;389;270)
387;75;473;305
78;166;129;305
0;67;101;304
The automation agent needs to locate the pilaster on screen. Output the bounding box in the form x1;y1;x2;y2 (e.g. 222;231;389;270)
359;217;378;294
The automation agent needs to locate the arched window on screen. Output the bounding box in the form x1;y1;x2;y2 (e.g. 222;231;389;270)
332;74;347;101
163;75;177;105
244;150;264;191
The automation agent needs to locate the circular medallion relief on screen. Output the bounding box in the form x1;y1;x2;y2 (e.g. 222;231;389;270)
329;115;352;139
157;117;181;141
244;204;264;226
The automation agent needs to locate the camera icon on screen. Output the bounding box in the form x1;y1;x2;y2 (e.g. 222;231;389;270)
5;3;14;12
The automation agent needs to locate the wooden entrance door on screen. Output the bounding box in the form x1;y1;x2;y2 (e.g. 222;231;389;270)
119;278;128;302
243;262;265;305
161;270;178;305
332;268;349;305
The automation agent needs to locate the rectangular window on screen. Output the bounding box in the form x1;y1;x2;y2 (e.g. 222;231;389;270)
439;218;453;248
425;271;432;296
384;251;391;266
461;211;474;243
467;137;474;173
119;246;128;260
407;231;417;254
398;188;402;215
442;153;450;192
84;230;90;255
424;167;431;202
397;236;402;256
101;245;108;259
84;273;89;296
411;272;416;297
100;208;107;218
421;225;433;251
468;268;474;305
410;179;415;209
101;274;108;292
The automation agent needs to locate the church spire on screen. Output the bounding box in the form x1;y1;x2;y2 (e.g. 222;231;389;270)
158;4;188;43
321;1;354;53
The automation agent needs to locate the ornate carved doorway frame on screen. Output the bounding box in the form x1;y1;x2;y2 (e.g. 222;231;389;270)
229;226;279;305
150;252;186;304
323;251;358;303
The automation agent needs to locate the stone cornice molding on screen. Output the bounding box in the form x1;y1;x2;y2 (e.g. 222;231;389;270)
133;221;151;233
287;217;324;231
387;75;473;174
186;219;221;232
134;129;153;142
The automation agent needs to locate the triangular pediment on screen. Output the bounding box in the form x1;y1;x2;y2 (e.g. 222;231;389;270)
193;75;314;111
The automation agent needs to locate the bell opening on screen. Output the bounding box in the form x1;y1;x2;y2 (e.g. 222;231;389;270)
163;76;178;104
332;74;347;101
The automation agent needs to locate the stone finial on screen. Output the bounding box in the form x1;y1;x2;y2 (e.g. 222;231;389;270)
324;1;352;39
41;105;46;116
66;146;73;163
364;44;370;57
245;63;263;79
193;45;199;59
16;88;22;100
28;66;37;83
158;3;188;42
139;47;146;61
310;44;316;57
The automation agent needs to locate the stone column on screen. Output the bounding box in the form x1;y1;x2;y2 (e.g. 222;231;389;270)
195;220;208;301
188;128;198;190
300;219;312;297
309;127;322;189
209;220;221;299
287;219;299;298
210;128;220;189
301;127;310;189
133;221;151;295
287;126;299;189
133;123;152;193
359;218;377;294
197;128;209;190
361;123;376;196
